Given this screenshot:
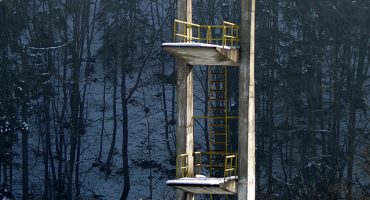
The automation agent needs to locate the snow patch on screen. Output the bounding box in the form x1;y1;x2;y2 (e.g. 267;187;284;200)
162;42;232;49
166;176;237;186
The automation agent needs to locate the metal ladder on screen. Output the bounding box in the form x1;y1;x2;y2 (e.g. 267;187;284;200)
208;66;228;177
208;66;235;200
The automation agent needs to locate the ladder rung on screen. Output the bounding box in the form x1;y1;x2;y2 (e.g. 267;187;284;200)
209;165;224;168
209;157;225;161
210;137;226;140
209;158;225;162
209;98;225;101
208;151;228;155
209;152;226;156
201;163;224;167
210;68;225;71
209;144;227;147
210;132;226;136
211;141;227;144
210;106;225;109
209;88;226;92
210;146;226;149
210;136;226;139
210;159;226;162
210;124;225;127
209;153;226;157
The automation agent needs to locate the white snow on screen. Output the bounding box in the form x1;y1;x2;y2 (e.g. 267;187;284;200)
166;176;237;186
21;122;28;131
195;174;206;178
27;40;73;50
162;42;232;49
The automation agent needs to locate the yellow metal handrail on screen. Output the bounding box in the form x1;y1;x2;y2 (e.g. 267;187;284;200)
173;19;240;47
224;154;238;180
222;21;238;26
176;153;189;178
173;19;201;43
191;151;238;177
192;115;238;119
194;151;202;174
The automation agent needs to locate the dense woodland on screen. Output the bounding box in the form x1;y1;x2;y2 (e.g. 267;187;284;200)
0;0;369;199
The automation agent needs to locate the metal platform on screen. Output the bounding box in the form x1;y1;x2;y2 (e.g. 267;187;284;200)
166;176;237;194
162;43;240;66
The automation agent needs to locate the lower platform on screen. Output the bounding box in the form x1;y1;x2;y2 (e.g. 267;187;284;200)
166;176;237;194
162;43;240;66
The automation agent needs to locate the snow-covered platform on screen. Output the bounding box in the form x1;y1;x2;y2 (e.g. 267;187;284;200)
162;43;240;66
166;176;237;194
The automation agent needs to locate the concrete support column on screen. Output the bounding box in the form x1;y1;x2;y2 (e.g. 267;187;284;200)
176;1;193;200
247;0;256;199
176;60;194;200
238;0;256;199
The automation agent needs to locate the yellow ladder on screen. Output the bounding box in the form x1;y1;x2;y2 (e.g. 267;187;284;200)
208;66;228;177
208;66;234;200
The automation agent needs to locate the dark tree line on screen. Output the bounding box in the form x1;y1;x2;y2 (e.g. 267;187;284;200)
0;0;369;199
254;0;370;199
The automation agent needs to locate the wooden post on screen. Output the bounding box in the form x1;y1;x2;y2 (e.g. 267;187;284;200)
238;0;256;199
176;1;194;200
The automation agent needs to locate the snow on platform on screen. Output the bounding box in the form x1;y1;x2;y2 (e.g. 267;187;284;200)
162;42;232;49
166;176;237;194
162;42;239;66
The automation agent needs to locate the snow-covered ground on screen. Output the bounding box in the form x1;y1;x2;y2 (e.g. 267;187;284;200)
9;55;178;199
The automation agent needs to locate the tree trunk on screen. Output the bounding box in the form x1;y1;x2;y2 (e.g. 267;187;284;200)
98;71;107;162
346;32;369;199
21;56;29;200
68;46;81;200
120;68;130;200
105;58;118;174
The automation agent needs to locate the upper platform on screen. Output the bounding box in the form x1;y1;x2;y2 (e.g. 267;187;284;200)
162;43;239;66
162;20;240;66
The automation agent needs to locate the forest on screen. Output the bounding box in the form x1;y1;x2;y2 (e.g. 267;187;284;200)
0;0;369;199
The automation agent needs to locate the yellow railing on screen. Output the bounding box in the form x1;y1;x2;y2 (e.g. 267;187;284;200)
193;151;238;178
195;151;203;174
224;154;238;179
173;19;240;48
176;153;189;178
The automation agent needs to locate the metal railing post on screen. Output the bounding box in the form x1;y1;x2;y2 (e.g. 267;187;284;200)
172;19;239;47
222;26;226;47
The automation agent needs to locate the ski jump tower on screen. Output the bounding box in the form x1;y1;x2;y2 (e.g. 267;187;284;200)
163;0;256;199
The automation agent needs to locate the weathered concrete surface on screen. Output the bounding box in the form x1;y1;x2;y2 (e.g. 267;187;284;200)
176;60;194;200
163;44;240;66
173;186;235;195
176;0;194;199
168;177;237;194
238;0;251;199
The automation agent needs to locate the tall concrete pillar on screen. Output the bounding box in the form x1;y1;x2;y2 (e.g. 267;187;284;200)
176;60;194;200
176;1;194;200
247;0;256;199
238;0;256;199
